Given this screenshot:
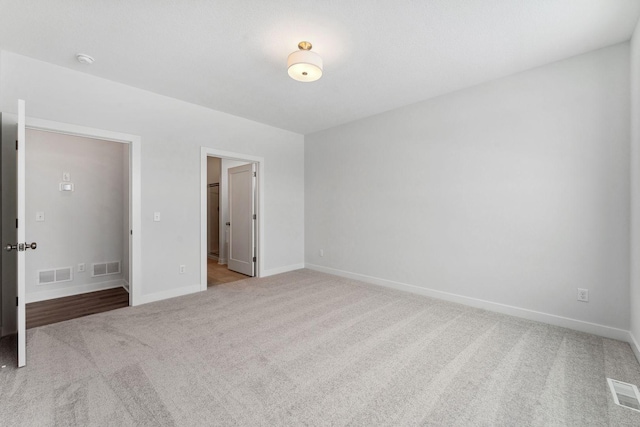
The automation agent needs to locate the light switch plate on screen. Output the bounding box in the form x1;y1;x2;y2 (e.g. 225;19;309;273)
153;212;161;222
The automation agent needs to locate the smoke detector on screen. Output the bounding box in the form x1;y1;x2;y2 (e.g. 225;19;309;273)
76;53;95;65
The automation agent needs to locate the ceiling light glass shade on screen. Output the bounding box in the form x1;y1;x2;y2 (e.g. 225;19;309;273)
287;48;323;82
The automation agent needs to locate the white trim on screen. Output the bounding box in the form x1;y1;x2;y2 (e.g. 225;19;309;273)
262;263;305;277
306;263;631;342
26;279;125;303
23;117;142;307
122;280;130;293
138;284;201;305
218;258;227;265
630;331;640;365
200;147;265;292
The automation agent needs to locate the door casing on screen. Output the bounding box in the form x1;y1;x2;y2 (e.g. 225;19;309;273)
22;117;142;307
200;147;264;291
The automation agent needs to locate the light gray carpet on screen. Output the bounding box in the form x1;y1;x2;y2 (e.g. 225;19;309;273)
1;269;640;426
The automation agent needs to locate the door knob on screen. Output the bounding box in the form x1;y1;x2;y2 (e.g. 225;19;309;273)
5;242;36;251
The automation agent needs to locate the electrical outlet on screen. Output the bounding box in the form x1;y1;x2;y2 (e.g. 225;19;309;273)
62;172;70;182
179;265;186;274
78;263;85;273
319;249;324;257
577;288;589;302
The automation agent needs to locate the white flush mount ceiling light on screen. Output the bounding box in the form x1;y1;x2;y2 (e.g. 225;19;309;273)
287;41;322;82
76;53;94;65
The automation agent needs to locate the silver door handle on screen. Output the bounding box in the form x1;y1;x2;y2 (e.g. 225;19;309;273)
5;242;36;251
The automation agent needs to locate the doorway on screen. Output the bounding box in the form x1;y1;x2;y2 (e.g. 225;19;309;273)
205;156;254;286
1;109;141;367
200;148;264;291
24;129;130;328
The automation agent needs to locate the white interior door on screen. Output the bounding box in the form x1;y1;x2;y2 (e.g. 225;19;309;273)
228;163;255;276
16;99;27;367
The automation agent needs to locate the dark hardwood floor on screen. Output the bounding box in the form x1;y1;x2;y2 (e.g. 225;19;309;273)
26;262;248;330
26;287;129;329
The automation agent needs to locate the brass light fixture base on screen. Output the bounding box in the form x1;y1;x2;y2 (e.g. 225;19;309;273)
298;41;312;51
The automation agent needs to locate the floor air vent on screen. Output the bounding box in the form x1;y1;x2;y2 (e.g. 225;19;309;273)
607;378;640;412
37;267;73;285
92;261;121;277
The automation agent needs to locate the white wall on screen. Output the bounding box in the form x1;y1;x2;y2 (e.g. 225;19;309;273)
25;129;126;302
306;43;631;333
630;20;640;359
0;50;304;333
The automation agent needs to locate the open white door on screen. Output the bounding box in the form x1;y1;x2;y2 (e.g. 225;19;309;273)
228;163;255;276
15;100;29;367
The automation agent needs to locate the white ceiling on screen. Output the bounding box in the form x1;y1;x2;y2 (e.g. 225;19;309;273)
0;0;639;134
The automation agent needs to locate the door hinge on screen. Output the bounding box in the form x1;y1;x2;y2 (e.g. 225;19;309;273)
253;256;257;262
16;297;18;306
130;230;133;235
253;172;256;177
252;214;256;220
16;218;18;228
16;140;18;150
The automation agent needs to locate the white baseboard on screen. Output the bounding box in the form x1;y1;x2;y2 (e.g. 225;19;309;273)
138;283;201;305
262;263;305;278
630;331;640;365
218;258;227;265
122;280;130;293
305;264;631;342
26;279;125;303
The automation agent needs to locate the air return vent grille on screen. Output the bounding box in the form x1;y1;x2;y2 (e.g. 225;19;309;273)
607;378;640;412
92;261;121;277
37;267;73;285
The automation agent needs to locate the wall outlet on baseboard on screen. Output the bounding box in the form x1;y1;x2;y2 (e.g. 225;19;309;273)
179;265;186;274
78;263;85;273
319;249;324;257
578;288;589;302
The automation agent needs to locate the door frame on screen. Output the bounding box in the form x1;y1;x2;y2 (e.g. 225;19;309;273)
200;147;264;291
24;117;142;306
